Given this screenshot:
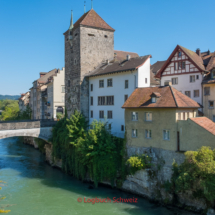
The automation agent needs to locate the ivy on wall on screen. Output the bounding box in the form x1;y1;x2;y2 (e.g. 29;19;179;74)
51;110;127;187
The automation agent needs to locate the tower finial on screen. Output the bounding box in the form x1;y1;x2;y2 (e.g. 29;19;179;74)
91;0;93;9
84;1;86;13
69;10;73;30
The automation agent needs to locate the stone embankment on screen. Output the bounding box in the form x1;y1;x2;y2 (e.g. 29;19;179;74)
22;137;214;214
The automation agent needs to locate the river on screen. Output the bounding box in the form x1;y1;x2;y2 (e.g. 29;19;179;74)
0;137;197;215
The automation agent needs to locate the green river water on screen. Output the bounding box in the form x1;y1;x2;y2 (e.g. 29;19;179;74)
0;137;197;215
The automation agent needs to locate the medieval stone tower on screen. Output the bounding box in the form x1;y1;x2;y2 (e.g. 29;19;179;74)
64;9;115;118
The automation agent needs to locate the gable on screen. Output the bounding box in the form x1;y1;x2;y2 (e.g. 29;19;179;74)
162;49;200;76
156;45;205;78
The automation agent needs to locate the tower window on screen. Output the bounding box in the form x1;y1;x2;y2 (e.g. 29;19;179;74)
104;35;108;38
88;34;95;37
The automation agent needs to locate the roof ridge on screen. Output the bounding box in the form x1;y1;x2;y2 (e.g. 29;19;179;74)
169;86;178;107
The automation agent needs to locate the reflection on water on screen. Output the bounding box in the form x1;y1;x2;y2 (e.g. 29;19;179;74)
0;138;196;215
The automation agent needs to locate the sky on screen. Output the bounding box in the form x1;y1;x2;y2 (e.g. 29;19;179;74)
0;0;215;95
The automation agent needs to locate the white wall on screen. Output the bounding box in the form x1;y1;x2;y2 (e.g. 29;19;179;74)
89;59;151;138
53;68;65;118
138;58;151;87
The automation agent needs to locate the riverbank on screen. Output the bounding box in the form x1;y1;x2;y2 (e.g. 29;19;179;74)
0;137;199;215
21;136;214;215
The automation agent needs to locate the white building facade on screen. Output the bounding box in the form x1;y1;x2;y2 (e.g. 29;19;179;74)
88;56;151;138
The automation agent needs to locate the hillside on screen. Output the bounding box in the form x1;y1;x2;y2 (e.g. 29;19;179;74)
0;95;20;100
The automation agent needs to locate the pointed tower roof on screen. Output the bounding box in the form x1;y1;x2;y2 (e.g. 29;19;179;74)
64;9;115;34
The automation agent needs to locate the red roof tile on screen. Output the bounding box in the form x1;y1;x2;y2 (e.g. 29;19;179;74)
190;117;215;136
65;9;114;33
122;86;200;108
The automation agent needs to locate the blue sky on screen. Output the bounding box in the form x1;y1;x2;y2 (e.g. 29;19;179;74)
0;0;215;95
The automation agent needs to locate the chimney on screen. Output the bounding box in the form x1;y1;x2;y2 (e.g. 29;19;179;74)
208;49;211;55
196;48;201;56
127;54;131;61
164;81;172;86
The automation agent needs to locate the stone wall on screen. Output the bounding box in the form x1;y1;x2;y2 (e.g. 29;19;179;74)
64;25;114;119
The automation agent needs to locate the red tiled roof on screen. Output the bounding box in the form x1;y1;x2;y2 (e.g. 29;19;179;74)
122;86;200;108
179;45;205;71
87;55;151;77
65;9;114;33
190;117;215;136
114;50;139;61
150;61;166;75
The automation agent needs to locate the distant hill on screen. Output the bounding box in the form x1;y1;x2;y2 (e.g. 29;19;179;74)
0;95;20;100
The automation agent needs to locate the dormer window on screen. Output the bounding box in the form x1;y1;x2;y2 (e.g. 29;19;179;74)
152;97;156;103
151;92;161;103
212;71;215;79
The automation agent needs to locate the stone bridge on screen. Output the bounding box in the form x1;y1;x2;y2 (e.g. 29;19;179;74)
0;120;57;142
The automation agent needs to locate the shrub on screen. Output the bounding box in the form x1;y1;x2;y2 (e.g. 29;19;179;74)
166;146;215;206
126;154;152;175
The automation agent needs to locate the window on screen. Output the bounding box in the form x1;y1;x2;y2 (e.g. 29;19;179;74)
194;90;199;97
209;101;214;109
151;97;156;103
121;125;124;131
107;111;112;119
178;112;181;120
132;129;138;138
146;112;152;121
98;96;105;105
172;78;178;85
108;124;112;130
62;86;65;93
212;71;215;79
104;35;108;38
90;97;93;106
99;80;104;88
62;96;65;103
213;115;215;122
99;111;104;119
145;78;147;84
183;112;185;120
185;91;191;97
68;80;70;87
91;110;93;118
91;84;93;92
178;62;182;70
125;80;129;89
174;62;178;71
163;130;170;140
106;96;114;105
98;96;114;105
145;130;152;139
190;75;195;83
131;112;138;121
182;61;185;69
88;34;95;37
124;95;128;102
187;112;189;119
178;52;182;57
107;79;113;87
196;75;199;80
204;87;210;96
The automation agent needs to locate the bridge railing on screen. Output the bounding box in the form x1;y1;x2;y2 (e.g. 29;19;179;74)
0;120;57;131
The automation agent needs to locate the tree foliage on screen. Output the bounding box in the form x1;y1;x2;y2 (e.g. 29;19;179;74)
0;100;31;121
166;146;215;205
51;110;126;187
